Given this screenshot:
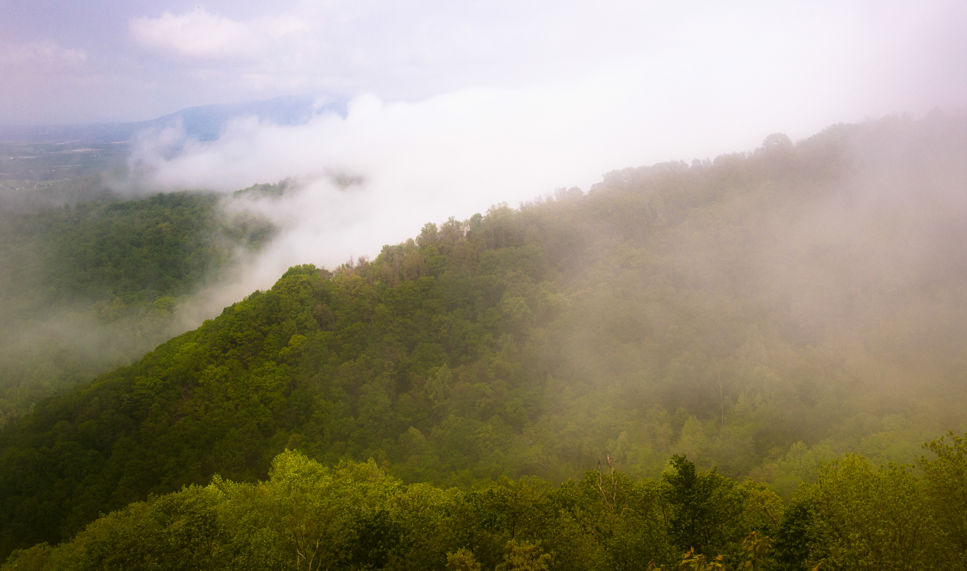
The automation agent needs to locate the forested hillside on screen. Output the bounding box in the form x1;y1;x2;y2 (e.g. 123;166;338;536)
2;114;967;566
0;191;275;424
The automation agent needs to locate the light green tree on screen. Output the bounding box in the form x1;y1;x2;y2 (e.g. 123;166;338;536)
803;454;939;569
920;431;967;565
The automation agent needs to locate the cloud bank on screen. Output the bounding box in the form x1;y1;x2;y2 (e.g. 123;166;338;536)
118;0;967;321
129;75;830;296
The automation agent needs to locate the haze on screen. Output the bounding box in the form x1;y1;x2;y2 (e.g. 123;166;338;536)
4;0;967;320
5;3;967;554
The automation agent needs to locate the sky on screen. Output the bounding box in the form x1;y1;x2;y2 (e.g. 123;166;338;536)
2;0;965;126
4;0;967;310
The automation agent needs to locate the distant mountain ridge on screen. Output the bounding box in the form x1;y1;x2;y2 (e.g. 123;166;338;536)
0;95;346;145
143;95;346;142
0;96;346;193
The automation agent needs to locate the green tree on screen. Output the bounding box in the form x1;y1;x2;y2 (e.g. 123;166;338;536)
495;539;552;571
801;454;939;569
661;455;744;557
447;547;483;571
920;431;967;565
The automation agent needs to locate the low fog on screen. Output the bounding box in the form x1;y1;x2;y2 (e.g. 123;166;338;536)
3;0;967;436
124;103;967;434
124;79;869;323
3;0;964;346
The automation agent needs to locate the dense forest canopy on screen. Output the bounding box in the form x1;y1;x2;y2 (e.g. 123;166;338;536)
6;438;967;570
2;114;967;567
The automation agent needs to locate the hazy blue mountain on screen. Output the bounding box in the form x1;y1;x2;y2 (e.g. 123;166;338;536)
0;95;344;146
145;95;344;142
0;96;345;203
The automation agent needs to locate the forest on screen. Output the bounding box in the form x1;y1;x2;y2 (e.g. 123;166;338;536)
0;189;275;425
5;438;967;570
2;114;967;568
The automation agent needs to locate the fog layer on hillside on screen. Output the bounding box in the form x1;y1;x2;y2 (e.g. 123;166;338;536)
123;81;864;319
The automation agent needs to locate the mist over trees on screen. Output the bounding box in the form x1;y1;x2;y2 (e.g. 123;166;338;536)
2;113;967;567
0;189;276;425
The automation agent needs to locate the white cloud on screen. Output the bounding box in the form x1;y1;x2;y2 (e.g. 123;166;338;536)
130;8;262;60
127;71;844;318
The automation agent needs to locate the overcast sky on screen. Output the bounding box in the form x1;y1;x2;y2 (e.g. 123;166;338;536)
2;0;965;126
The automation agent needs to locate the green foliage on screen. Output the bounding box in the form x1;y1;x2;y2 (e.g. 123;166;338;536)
677;548;725;570
790;454;944;569
447;547;483;571
549;464;674;569
496;539;552;570
3;191;271;309
735;532;773;571
0;451;778;570
662;455;745;559
773;500;817;570
920;432;967;565
0;190;275;425
4;115;967;566
7;439;967;569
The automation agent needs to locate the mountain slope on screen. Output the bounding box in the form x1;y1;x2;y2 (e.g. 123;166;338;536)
2;114;967;559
